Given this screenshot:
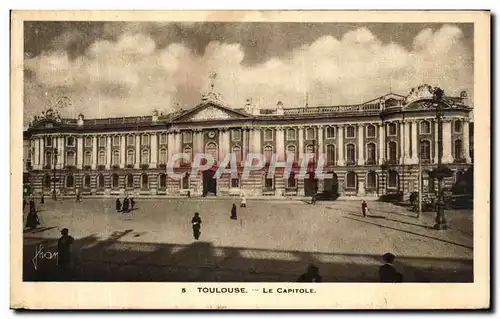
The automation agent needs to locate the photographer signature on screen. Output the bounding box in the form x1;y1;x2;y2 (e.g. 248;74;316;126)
32;244;58;271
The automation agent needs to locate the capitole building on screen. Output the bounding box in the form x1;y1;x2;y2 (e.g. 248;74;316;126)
23;84;473;199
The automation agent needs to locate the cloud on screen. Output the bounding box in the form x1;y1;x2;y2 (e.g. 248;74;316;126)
24;24;473;126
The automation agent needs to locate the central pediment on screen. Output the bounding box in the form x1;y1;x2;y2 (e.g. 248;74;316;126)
171;103;251;123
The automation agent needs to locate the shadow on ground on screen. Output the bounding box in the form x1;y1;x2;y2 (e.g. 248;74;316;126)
23;228;473;283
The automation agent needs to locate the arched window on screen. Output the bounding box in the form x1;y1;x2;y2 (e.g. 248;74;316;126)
159;173;167;189
45;151;52;169
206;142;218;161
306;127;315;140
346;126;356;138
111;174;119;188
84;151;92;166
264;145;273;163
420;121;431;134
85;136;92;147
113;135;120;146
420;140;431;160
366;143;376;163
126;174;134;188
366;171;377;189
326;126;335;139
65;175;74;188
388;122;397;136
141;174;149;189
346;144;356;162
287;172;297;189
66;151;75;166
83;175;91;188
388;141;397;162
159;133;167;144
43;174;51;188
183;146;192;164
454;139;463;159
159;148;167;165
98;136;106;147
287;128;296;140
346;171;357;189
366;124;376;138
232;145;242;163
97;174;105;189
98;150;105;165
182;173;189;189
264;176;274;189
127;135;135;146
141;134;150;145
127;149;135;165
66;136;75;147
326;144;335;164
112;150;120;166
306;144;314;155
287;145;296;161
387;170;399;189
141;149;150;165
264;129;273;141
454;120;462;133
231;130;241;141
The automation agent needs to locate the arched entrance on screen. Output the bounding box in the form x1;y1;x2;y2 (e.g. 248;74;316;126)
323;172;339;199
202;168;217;197
303;173;318;197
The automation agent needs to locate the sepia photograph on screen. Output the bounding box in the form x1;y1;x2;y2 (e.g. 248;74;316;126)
10;10;490;309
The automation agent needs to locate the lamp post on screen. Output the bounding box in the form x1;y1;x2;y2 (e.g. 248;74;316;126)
52;148;58;200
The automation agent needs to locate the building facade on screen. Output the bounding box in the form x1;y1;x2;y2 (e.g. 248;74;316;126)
23;84;473;198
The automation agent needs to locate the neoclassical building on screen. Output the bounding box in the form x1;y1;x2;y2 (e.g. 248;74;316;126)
23;84;473;198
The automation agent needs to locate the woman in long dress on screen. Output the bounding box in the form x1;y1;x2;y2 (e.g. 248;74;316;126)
230;203;237;220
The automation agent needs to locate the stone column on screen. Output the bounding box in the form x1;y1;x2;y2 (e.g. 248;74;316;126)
410;121;418;164
58;136;65;168
174;131;181;167
218;129;224;162
433;120;439;164
317;125;324;160
39;137;45;168
34;138;39;169
276;127;285;162
403;121;411;163
398;121;405;164
378;124;385;165
442;120;454;164
253;128;261;154
337;125;345;166
120;135;125;168
76;137;83;169
463;120;471;163
357;124;365;165
298;126;304;162
134;135;140;168
105;136;112;169
167;132;175;163
150;132;157;168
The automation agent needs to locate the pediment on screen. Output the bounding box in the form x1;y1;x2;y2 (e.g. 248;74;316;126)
172;103;250;123
30;119;61;129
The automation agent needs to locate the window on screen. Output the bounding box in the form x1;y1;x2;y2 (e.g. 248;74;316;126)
112;174;119;188
326;144;335;164
113;136;120;146
346;171;357;188
287;128;296;140
83;175;91;188
127;149;135;165
264;129;273;141
159;148;167;164
346;144;356;162
126;174;134;188
454;120;462;133
346;126;356;138
182;173;189;189
182;146;192;164
66;151;75;166
387;141;397;162
45;152;52;168
366;125;376;138
141;174;149;189
366;143;376;163
231;177;240;188
97;174;105;189
98;150;105;165
127;135;135;146
159;173;167;189
326;127;335;139
182;132;192;143
388;123;397;136
112;150;120;166
420;140;431;160
142;135;150;145
46;136;53;147
65;175;74;188
84;151;92;166
206;142;218;161
160;133;167;144
232;145;242;163
387;170;399;189
422;171;435;193
43;175;51;188
141;149;150;165
287;145;296;161
287;172;297;189
366;171;377;189
231;130;241;141
454;139;463;159
420;121;431;134
264;177;273;189
85;136;93;147
99;136;106;147
306;127;315;140
67;136;75;147
264;145;273;163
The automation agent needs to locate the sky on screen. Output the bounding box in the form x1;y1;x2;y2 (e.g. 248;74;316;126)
23;21;474;124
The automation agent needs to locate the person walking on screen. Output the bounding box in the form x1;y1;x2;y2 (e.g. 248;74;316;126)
130;197;135;209
379;253;403;282
361;200;368;217
25;209;40;231
115;198;122;212
240;194;247;208
122;196;130;220
230;203;237;220
40;194;45;204
76;190;81;203
57;228;75;279
191;212;202;240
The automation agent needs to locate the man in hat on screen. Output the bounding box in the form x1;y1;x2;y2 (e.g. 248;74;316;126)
379;253;403;282
57;228;75;277
191;212;202;240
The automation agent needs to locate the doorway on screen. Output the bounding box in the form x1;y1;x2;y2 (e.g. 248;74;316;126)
304;176;318;197
202;170;217;196
323;172;339;199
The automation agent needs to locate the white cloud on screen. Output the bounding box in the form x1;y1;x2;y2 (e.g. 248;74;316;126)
24;24;472;125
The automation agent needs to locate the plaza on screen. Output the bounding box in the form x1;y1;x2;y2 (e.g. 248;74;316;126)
23;198;473;282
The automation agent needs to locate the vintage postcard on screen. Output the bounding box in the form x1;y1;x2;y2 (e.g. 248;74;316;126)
10;10;490;309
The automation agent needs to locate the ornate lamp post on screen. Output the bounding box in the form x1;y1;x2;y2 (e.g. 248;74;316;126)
52;148;58;200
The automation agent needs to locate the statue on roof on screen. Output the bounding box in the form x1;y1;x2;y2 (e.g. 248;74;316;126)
201;72;225;105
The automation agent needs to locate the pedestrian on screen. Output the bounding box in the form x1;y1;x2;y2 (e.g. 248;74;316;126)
40;194;44;204
57;228;75;278
25;210;40;230
29;197;35;214
122;196;130;220
379;253;403;283
115;198;122;212
230;203;237;220
240;194;247;208
192;212;202;240
297;264;322;282
361;200;368;217
130;197;135;209
76;190;81;203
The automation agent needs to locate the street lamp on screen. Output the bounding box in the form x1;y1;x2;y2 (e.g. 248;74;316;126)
52;147;58;200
